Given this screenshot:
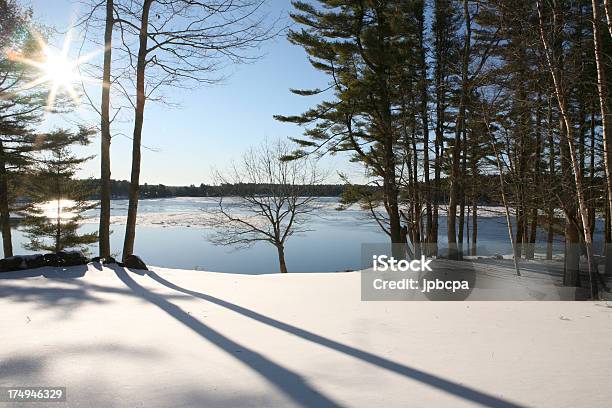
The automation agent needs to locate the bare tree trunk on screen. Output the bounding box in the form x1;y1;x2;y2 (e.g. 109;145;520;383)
432;95;442;257
515;208;524;259
538;1;598;298
492;141;520;276
123;0;152;260
564;214;581;286
277;245;288;273
471;189;477;256
546;97;555;260
0;142;13;257
409;126;422;258
604;0;612;38
458;126;468;259
591;0;612;274
99;0;113;259
527;97;543;260
448;0;471;261
483;107;521;276
589;99;596;239
417;2;432;255
55;168;61;252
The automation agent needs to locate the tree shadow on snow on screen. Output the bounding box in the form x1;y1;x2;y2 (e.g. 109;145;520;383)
113;267;345;408
146;270;527;408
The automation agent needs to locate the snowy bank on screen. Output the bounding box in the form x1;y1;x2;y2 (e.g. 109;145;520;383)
0;265;611;407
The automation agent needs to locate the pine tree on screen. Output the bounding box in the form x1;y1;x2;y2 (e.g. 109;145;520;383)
0;0;48;257
21;128;97;253
276;1;422;254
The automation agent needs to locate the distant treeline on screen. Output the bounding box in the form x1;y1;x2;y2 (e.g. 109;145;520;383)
80;176;520;203
82;179;357;199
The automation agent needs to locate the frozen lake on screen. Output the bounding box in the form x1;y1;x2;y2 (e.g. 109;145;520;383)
4;197;593;273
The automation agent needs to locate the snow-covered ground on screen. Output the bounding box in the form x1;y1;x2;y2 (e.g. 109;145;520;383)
1;264;611;407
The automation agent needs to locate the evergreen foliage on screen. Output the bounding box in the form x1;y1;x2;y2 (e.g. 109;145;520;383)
21;128;97;253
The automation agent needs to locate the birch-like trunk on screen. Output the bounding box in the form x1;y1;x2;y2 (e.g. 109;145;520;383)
537;1;598;298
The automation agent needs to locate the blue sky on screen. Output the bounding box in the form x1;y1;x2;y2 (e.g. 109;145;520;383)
24;0;360;185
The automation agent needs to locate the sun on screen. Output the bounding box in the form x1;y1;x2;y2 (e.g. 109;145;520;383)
39;199;77;220
8;29;99;112
42;49;80;88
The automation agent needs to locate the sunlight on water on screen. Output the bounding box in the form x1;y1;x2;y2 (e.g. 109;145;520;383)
38;199;77;220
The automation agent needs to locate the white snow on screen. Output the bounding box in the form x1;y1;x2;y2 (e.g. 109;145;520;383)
1;264;611;407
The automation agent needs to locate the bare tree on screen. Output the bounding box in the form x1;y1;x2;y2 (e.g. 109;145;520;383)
480;92;521;276
537;0;598;298
109;0;277;260
604;0;612;38
208;140;324;273
591;0;612;256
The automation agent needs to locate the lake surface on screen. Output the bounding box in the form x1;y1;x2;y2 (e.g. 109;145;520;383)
4;197;593;273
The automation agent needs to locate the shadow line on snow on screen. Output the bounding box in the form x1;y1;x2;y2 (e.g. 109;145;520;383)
113;268;344;408
147;270;527;408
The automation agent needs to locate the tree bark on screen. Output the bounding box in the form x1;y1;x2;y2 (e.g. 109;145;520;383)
99;0;113;259
277;245;288;273
564;214;581;286
483;105;521;276
0;141;13;257
448;0;471;260
527;97;543;260
123;0;152;260
417;2;432;254
471;197;477;256
546;97;555;260
603;0;612;38
538;0;598;298
591;0;612;274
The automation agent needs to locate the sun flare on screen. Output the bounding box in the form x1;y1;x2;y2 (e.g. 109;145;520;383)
42;49;80;88
8;29;99;112
38;199;77;220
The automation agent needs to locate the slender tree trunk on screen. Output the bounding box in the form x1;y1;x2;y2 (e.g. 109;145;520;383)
527;96;543;260
546;97;555;260
448;0;471;261
432;90;442;258
591;0;612;274
589;99;596;239
538;1;598;298
123;0;152;260
492;140;520;276
458;125;468;259
564;214;581;286
528;210;538;259
99;0;113;259
55;199;61;252
277;244;288;273
604;0;612;38
606;198;612;275
410;127;422;258
471;197;477;256
0;142;13;257
417;3;432;255
432;0;448;258
546;209;554;260
515;208;524;259
483;106;521;276
55;166;61;252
